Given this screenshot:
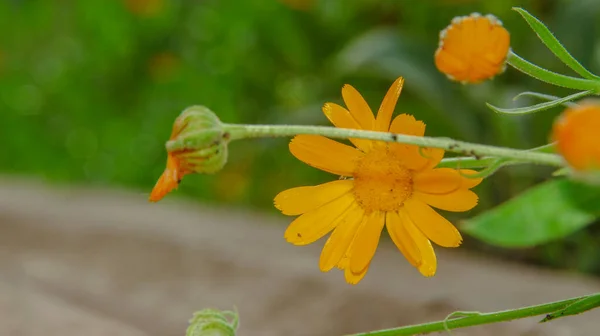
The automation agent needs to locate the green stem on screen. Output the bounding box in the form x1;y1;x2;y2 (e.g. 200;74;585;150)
438;157;499;169
507;51;600;92
224;124;564;167
346;295;588;336
438;143;556;169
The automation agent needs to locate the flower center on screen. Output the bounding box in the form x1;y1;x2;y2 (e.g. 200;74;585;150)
352;146;413;212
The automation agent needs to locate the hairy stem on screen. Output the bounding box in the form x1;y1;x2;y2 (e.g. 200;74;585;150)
224;124;564;167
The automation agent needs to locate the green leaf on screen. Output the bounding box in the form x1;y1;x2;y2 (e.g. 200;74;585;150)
486;90;592;115
462;179;600;248
513;7;600;80
527;143;556;154
513;91;579;108
506;52;600;92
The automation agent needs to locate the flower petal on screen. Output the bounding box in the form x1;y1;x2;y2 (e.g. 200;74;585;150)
375;77;404;132
289;135;363;176
341;84;375;130
149;154;184;202
385;211;421;267
397;209;437;277
459;169;483;189
414;189;479;212
337;242;371;284
319;203;365;272
322;102;372;152
344;264;369;284
274;180;354;216
403;198;462;247
389;113;425;136
420;147;445;170
349;210;385;273
390;145;445;171
414;168;462;194
284;192;356;246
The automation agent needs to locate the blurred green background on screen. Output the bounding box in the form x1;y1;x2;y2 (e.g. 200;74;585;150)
2;0;600;273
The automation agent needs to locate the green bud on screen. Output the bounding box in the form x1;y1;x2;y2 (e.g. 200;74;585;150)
186;308;239;336
166;106;228;174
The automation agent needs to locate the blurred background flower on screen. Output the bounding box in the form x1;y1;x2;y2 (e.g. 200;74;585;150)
124;0;165;17
2;0;600;275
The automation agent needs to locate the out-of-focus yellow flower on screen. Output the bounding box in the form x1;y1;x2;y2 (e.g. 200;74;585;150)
148;52;180;83
124;0;164;17
274;77;482;284
435;13;510;84
214;168;250;203
552;102;600;172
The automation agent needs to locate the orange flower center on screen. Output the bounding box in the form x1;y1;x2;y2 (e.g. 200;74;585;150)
352;146;413;212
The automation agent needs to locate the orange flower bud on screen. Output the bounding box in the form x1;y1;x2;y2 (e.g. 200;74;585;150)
435;13;510;84
552;103;600;172
149;106;228;202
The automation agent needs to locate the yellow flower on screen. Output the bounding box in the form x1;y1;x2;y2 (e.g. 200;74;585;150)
274;77;482;284
552;102;600;171
435;13;510;84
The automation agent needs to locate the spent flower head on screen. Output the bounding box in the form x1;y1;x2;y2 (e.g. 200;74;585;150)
149;106;228;202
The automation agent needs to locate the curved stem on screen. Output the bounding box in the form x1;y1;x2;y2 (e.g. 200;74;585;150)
346;295;588;336
507;51;600;92
224;124;564;167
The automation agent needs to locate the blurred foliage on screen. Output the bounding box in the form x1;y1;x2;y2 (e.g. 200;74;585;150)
2;0;600;274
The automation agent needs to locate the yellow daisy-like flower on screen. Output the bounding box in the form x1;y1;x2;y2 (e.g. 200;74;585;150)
274;77;482;284
435;13;510;84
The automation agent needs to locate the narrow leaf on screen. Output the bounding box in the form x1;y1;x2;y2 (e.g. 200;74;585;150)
513;91;579;108
507;52;599;91
513;7;600;80
527;143;555;154
462;179;600;248
487;90;592;115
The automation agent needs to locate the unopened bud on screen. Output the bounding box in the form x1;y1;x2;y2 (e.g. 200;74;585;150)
552;102;600;185
186;308;239;336
149;106;229;202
